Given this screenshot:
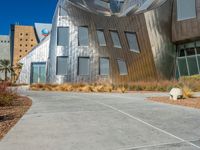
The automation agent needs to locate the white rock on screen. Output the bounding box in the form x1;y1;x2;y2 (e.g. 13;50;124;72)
169;88;183;100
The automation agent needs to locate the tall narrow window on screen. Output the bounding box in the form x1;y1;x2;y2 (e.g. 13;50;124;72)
177;0;196;21
56;56;68;75
78;26;89;46
78;57;90;75
117;59;128;75
97;29;106;46
110;31;122;48
57;27;69;47
125;32;140;53
100;58;109;75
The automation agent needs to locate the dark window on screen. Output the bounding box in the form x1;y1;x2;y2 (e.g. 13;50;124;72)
125;32;140;52
78;57;90;75
110;30;121;48
100;58;109;75
179;49;185;57
78;26;89;46
56;56;68;75
186;48;195;56
97;29;106;46
57;27;69;47
196;47;200;54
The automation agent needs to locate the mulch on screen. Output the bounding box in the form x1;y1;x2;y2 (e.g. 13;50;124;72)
149;96;200;109
0;96;32;140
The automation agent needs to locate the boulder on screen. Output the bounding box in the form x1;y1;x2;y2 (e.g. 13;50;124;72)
169;88;183;100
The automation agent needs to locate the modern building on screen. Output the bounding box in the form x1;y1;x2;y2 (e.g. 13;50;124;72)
10;23;52;67
18;36;50;84
18;0;200;84
10;25;38;67
34;23;52;42
0;35;10;80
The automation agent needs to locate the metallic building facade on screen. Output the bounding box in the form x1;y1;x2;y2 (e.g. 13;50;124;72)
17;36;50;84
47;0;175;84
18;0;200;84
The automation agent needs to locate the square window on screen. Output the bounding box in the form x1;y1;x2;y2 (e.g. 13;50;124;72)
117;59;128;75
100;58;109;75
56;56;68;75
57;27;69;46
110;30;122;48
78;26;89;46
177;0;196;21
97;29;106;46
78;57;90;75
125;32;140;53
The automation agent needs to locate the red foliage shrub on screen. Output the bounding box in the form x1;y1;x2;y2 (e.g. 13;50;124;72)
0;82;18;107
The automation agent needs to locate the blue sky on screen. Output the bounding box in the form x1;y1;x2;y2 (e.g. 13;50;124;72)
0;0;57;35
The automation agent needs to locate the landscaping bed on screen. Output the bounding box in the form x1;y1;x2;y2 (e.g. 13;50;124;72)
149;97;200;109
0;96;32;140
0;82;32;140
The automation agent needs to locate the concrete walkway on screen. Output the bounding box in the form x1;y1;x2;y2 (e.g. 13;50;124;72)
0;89;200;150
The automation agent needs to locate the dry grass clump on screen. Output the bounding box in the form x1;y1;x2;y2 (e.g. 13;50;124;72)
30;83;121;93
179;75;200;92
0;82;18;107
182;86;194;98
128;80;178;92
29;75;200;93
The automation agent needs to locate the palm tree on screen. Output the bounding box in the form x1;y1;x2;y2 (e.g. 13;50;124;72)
12;62;23;82
0;59;12;81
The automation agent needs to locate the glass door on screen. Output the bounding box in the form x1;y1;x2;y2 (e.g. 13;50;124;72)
31;62;46;84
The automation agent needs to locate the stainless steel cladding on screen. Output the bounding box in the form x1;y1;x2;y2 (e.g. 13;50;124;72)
47;0;176;84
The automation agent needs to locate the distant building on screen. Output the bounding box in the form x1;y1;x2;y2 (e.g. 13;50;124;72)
10;25;38;67
10;23;52;67
34;23;52;42
0;35;10;80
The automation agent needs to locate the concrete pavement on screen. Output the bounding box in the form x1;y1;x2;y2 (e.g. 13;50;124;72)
0;89;200;150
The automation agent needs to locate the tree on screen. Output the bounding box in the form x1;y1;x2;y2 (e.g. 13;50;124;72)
0;59;12;81
11;62;23;83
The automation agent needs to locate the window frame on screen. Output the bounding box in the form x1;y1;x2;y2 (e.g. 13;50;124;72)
56;56;68;76
57;26;69;47
177;0;197;21
78;26;89;47
99;57;110;76
124;31;140;53
117;59;128;76
96;29;107;47
109;30;122;48
78;57;90;76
